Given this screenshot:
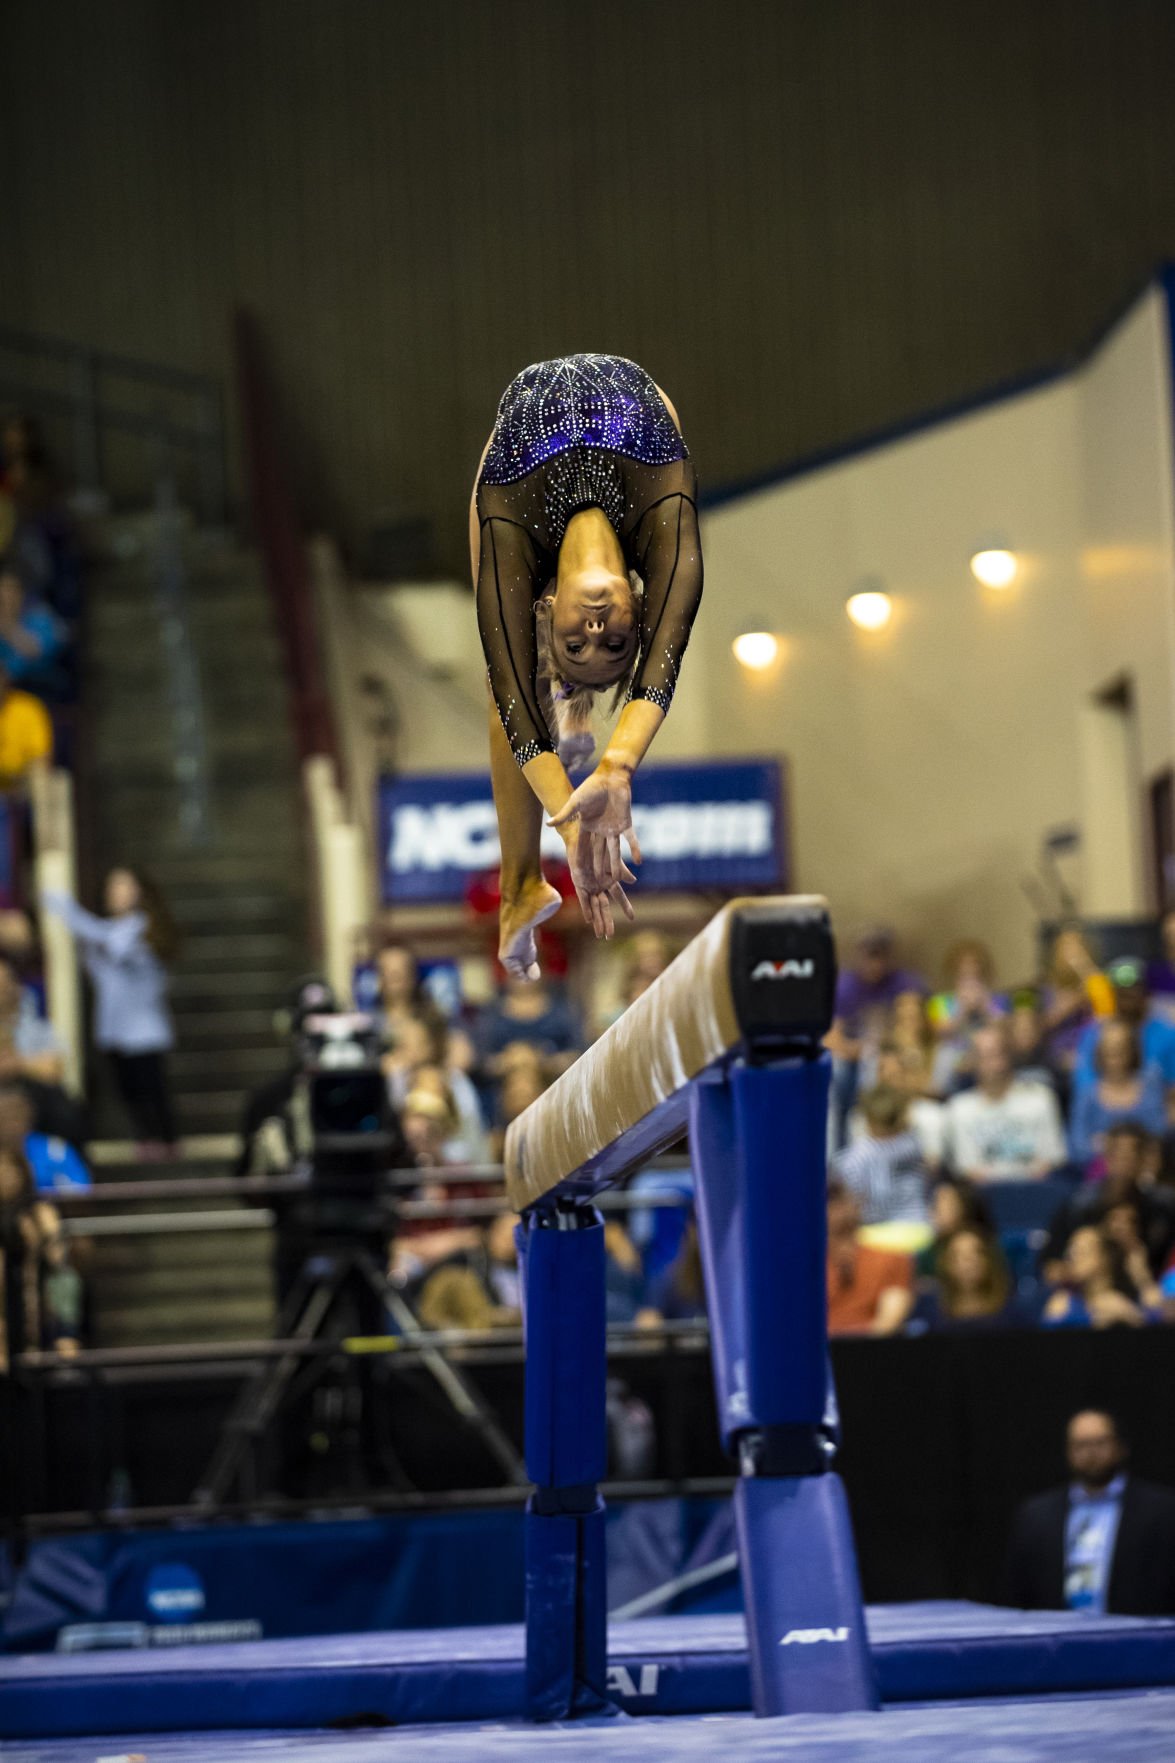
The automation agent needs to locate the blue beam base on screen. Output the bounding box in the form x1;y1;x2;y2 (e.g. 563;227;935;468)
518;1204;616;1722
524;1498;611;1720
691;1055;877;1716
735;1472;878;1715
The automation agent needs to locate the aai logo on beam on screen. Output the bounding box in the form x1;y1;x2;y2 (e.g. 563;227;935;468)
779;1627;850;1645
378;760;787;902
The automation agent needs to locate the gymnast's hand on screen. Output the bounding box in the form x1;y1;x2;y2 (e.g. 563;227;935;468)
555;815;637;940
547;759;643;890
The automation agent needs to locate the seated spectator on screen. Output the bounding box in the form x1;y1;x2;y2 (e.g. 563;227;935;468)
1101;1195;1166;1314
1146;908;1175;1025
941;1023;1068;1182
621;931;673;1011
489;1056;547;1163
1069;1021;1168;1167
909;1226;1025;1332
0;953;63;1088
404;1061;486;1165
862;989;954;1097
0;1143;82;1367
401;1084;466;1168
1074;959;1175;1095
831;1084;930;1225
826;1180;914;1335
847;1041;945;1167
1007;990;1058;1090
1042;1225;1158;1329
602;1219;657;1326
414;1210;522;1333
0;563;66;700
914;1174;995;1278
0;1080;90;1191
928;939;1008;1075
1040;927;1114;1075
0;415;82;623
382;1013;487;1164
1039;1125;1175;1286
372;940;445;1045
476;974;582;1082
825;927;926;1146
0;661;51;790
645;1218;707;1322
1004;1409;1175;1616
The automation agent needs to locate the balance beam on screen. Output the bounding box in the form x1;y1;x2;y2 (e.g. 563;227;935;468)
504;895;835;1210
505;896;878;1722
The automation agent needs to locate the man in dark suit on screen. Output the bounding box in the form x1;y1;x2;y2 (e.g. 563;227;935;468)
1005;1409;1175;1616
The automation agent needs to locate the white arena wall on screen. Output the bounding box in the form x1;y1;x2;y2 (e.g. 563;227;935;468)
695;280;1175;981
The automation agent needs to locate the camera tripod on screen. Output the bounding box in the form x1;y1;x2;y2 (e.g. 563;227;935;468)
193;1222;527;1509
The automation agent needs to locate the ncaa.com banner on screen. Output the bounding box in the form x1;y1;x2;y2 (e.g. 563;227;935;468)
378;759;788;904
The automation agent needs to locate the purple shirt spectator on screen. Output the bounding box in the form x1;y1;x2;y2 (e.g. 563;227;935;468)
835;966;926;1041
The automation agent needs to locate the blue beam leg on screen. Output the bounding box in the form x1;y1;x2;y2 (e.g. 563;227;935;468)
691;1058;878;1717
518;1203;614;1721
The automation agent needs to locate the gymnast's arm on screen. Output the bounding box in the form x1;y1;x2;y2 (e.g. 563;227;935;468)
470;475;578;836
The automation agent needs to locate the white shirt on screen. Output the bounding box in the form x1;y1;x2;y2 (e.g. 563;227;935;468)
942;1079;1067;1180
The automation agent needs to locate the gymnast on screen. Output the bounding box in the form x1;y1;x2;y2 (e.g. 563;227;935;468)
470;353;704;979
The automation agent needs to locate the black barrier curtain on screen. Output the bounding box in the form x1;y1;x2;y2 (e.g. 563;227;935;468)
9;1330;1175;1606
833;1331;1175;1604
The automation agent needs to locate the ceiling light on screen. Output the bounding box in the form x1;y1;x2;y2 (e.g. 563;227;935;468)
846;591;892;631
970;547;1018;589
732;631;780;670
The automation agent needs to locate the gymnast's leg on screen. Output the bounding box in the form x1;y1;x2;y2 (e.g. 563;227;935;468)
487;682;561;980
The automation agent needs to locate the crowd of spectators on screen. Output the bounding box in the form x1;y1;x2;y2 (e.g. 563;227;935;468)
0;414;83;791
285;907;1175;1350
825;917;1175;1337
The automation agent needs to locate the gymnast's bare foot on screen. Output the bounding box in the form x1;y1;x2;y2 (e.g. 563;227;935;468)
499;877;562;981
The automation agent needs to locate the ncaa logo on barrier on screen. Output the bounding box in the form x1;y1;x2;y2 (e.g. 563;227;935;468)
145;1563;206;1623
378;760;788;902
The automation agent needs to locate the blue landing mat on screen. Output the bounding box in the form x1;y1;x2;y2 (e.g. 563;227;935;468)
6;1692;1175;1763
3;1602;1175;1739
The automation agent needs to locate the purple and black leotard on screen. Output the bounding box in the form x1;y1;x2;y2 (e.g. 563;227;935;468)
475;353;703;765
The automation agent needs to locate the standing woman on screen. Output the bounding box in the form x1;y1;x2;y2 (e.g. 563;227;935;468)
43;868;181;1154
470;354;703;978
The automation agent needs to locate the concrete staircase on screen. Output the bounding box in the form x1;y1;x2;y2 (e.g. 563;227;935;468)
83;512;311;1142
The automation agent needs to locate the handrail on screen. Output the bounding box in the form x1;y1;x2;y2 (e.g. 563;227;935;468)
0;324;226;522
30;767;84;1093
48;1163;694;1207
16;1317;710;1372
151;455;211;846
233;306;338;767
0;325;222;392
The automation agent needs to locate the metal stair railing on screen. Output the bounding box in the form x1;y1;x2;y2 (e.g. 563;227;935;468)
0;323;227;524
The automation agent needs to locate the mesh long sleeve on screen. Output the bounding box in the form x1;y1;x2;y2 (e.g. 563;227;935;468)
628;491;704;712
475;516;554;765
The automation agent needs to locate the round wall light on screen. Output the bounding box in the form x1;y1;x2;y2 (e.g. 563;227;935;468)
845;590;893;631
970;547;1018;588
732;631;780;670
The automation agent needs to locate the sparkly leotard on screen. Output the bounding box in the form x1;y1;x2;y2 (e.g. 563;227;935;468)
475;353;704;765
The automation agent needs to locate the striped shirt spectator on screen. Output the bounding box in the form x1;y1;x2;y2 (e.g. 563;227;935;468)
831;1085;930;1225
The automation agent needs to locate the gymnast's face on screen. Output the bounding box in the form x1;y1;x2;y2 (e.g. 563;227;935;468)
547;568;637;687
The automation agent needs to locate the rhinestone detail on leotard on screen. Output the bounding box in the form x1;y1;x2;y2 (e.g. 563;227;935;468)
480;354;688;489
